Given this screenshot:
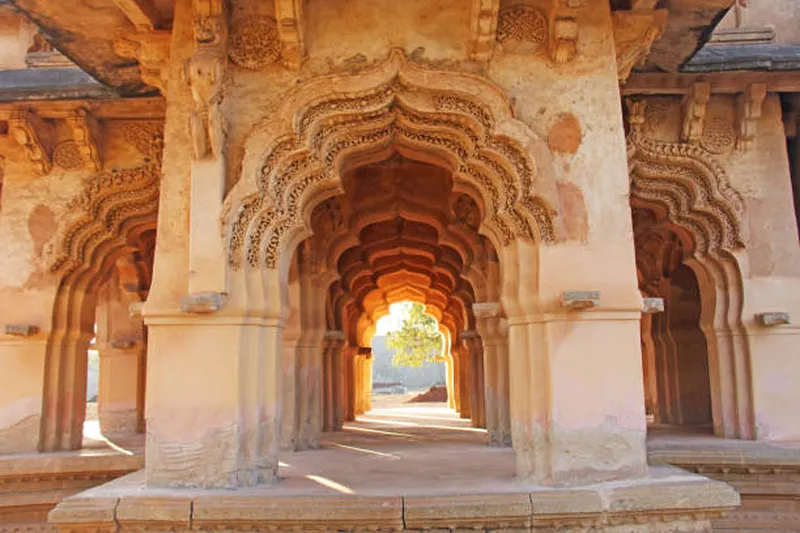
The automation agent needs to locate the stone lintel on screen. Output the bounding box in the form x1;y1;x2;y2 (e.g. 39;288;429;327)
404;493;531;530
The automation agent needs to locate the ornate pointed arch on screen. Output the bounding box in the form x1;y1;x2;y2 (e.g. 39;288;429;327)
225;49;560;272
39;124;162;451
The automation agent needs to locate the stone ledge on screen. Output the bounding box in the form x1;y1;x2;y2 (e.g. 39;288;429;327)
48;468;739;532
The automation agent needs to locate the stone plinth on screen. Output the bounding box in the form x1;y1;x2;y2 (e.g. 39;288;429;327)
49;467;738;533
0;450;142;533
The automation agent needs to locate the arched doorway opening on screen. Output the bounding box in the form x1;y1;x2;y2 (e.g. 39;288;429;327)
626;102;754;438
279;155;499;450
634;207;712;431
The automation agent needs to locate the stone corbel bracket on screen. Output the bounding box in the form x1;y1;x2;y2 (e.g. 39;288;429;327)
562;290;600;310
4;324;39;336
180;291;227;313
9;109;54;175
469;0;499;61
642;297;664;314
681;81;711;144
275;0;306;68
548;0;586;64
66;108;103;170
736;83;767;152
113;31;172;95
755;312;790;327
612;4;668;84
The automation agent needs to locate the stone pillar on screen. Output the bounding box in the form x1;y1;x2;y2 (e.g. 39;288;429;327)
94;272;146;437
295;269;326;450
500;241;648;485
343;346;356;421
322;330;345;432
456;341;471;419
474;304;511;446
463;330;486;429
140;0;285;488
331;336;346;430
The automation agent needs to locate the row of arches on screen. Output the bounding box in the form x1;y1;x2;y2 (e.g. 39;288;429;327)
34;56;755;492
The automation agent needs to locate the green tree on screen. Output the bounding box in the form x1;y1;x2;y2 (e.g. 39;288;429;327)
386;302;442;368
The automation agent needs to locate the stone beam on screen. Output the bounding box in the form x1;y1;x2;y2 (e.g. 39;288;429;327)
623;71;800;95
9;108;53;175
112;0;163;32
469;0;499;61
274;0;306;68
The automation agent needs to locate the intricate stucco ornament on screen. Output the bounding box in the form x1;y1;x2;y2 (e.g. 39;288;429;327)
45;123;164;275
52;142;84;170
626;98;746;257
228;17;281;69
612;7;668;83
9;109;54;175
225;49;561;271
274;0;306;68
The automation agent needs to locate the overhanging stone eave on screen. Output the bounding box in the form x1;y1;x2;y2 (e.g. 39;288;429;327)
0;67;125;102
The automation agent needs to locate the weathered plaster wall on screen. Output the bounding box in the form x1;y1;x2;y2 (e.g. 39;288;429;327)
0;7;36;70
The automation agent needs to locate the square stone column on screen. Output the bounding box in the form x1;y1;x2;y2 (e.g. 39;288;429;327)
472;305;511;446
501;241;648;486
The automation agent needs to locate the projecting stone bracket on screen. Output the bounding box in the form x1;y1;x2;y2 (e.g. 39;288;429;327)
4;324;38;337
755;312;790;327
10;109;54;175
642;297;664;314
65;108;103;170
180;291;227;314
561;291;600;310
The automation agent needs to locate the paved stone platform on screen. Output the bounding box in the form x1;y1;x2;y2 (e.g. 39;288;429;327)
49;403;740;532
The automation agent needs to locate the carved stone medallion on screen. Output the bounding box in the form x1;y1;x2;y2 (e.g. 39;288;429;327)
52;141;84;170
701;117;736;154
496;5;547;51
229;17;281;70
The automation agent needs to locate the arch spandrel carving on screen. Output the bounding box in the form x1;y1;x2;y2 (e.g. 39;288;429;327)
44;123;164;278
225;49;562;272
626;99;746;258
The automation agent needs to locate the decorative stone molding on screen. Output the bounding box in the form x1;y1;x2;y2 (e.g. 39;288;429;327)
229;17;281;70
225;50;560;271
755;312;790;326
112;31;171;95
469;0;499;60
274;0;306;68
681;82;711;144
626;98;746;257
735;83;767;152
9;109;53;175
612;7;668;83
65;109;102;170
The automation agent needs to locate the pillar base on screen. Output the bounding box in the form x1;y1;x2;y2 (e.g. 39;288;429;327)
50;467;738;533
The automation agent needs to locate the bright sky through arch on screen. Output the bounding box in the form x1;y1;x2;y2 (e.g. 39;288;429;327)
375;301;413;335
